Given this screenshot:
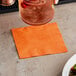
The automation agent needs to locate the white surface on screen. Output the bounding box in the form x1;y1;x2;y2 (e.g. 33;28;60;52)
62;54;76;76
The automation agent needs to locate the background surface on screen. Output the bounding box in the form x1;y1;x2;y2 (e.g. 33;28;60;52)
0;3;76;76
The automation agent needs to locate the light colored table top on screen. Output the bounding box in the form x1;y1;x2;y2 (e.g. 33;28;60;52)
0;3;76;76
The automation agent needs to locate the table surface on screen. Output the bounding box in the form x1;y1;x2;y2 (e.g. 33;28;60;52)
0;3;76;76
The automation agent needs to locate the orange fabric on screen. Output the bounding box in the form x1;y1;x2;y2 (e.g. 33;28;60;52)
11;22;67;59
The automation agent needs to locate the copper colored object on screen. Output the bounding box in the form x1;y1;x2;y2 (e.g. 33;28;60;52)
0;0;15;6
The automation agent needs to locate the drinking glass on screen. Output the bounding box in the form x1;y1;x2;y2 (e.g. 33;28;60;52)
18;0;54;25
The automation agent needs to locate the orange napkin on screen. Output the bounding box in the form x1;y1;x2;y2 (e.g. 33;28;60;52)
11;22;67;59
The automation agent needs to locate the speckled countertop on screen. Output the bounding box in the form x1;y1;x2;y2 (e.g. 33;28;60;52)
0;3;76;76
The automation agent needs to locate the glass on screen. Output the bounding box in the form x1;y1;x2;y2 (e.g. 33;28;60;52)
18;0;54;25
0;0;15;6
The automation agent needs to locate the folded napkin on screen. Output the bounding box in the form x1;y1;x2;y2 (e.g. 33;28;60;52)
11;22;67;59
